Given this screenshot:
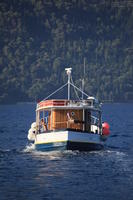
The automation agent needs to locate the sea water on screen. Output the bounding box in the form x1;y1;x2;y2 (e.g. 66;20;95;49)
0;103;133;200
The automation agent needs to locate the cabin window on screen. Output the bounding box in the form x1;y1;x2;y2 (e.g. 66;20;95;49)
90;110;101;134
38;110;51;132
91;111;100;126
39;111;48;123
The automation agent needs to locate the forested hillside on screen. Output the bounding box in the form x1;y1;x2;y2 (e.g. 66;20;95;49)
0;0;133;104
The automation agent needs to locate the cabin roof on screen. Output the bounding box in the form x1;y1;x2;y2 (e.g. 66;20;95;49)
36;99;101;112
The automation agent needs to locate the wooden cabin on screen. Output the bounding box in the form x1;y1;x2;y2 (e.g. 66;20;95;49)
48;109;83;131
36;99;99;133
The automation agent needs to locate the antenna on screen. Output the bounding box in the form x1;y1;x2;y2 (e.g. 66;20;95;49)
82;58;86;99
65;68;72;100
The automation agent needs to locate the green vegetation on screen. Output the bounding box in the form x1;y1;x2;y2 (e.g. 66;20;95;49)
0;0;133;104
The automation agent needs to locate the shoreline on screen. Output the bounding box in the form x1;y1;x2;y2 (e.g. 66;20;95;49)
0;101;133;105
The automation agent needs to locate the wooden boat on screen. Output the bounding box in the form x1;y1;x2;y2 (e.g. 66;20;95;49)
28;68;110;151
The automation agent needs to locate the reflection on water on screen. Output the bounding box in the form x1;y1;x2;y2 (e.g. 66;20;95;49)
0;146;133;200
0;103;133;200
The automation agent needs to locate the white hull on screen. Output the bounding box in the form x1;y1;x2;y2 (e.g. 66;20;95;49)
34;130;104;151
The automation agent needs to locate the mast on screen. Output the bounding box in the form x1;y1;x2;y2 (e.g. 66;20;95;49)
65;68;72;100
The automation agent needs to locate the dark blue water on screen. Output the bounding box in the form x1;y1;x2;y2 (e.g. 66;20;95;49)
0;103;133;200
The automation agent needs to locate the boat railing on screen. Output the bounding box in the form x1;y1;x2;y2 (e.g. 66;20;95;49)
91;116;99;125
90;116;101;134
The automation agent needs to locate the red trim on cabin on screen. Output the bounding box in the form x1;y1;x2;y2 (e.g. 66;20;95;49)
38;100;68;108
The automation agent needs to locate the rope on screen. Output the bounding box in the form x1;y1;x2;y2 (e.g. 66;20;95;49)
41;72;89;101
41;82;68;101
70;82;89;98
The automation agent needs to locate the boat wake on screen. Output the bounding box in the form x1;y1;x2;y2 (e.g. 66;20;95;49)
22;143;67;160
23;143;36;153
22;143;126;156
21;143;130;169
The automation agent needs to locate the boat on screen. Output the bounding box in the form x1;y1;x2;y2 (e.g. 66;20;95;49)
28;68;110;151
